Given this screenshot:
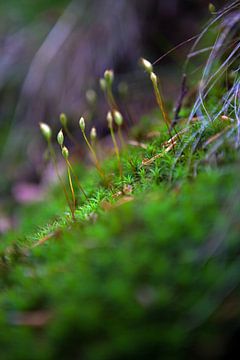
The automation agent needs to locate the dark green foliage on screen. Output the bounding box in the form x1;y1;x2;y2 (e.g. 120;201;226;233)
1;114;240;358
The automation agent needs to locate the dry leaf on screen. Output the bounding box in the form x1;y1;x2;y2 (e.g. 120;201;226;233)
128;140;147;149
146;130;161;139
112;191;123;199
101;196;134;210
221;115;231;121
203;125;231;148
32;229;62;248
142;140;177;166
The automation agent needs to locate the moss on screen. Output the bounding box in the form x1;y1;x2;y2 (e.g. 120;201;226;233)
1;108;240;358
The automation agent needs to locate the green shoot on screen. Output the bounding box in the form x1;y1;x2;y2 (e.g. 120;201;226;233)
209;3;216;14
57;129;64;147
57;129;88;202
141;58;171;132
79;117;105;181
140;58;153;74
61;146;76;220
90;127;97;150
113;110;125;148
107;111;123;180
100;69;118;111
150;72;171;131
39;122;75;221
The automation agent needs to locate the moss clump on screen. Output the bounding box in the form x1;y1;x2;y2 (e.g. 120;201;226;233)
1;110;240;359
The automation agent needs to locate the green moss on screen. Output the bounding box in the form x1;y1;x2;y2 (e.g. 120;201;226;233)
1;109;240;358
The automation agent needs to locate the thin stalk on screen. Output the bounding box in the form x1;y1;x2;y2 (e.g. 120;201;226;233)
67;166;76;215
106;87;118;111
81;129;105;181
151;73;171;130
150;73;177;152
62;146;76;220
47;141;75;221
109;123;123;179
117;125;125;149
150;73;180;155
66;159;88;200
90;137;96;152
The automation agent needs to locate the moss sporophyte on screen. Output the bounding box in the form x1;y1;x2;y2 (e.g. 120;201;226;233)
40;122;75;220
79;116;106;182
107;111;123;180
100;69;118;111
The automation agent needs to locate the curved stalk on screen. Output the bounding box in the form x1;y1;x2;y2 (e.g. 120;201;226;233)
48;141;75;221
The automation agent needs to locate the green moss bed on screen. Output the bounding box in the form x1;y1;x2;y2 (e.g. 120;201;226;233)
1;114;240;359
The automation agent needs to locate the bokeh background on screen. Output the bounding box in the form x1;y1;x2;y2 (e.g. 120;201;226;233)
0;0;225;221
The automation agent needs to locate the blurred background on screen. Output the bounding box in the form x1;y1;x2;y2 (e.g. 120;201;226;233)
0;0;225;228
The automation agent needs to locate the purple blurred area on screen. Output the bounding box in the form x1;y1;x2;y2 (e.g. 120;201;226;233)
0;0;225;201
0;0;226;124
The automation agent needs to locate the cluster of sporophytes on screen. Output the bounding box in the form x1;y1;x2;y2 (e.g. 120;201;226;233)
39;68;136;221
39;2;240;210
39;0;240;223
35;19;240;330
34;0;240;271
